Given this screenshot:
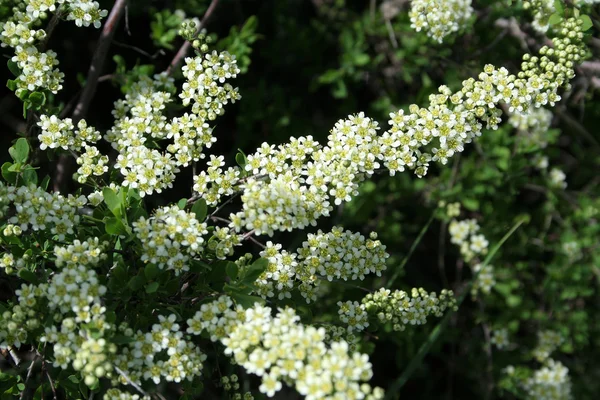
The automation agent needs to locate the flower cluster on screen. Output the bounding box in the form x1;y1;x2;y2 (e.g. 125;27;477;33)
409;0;473;43
103;389;150;400
448;217;495;296
38;115;102;151
0;237;112;387
37;115;107;183
491;328;510;350
221;374;256;400
527;0;600;33
448;218;488;262
509;106;554;150
112;314;207;386
523;360;572;400
227;17;585;237
187;296;384;399
2;183;86;240
193;155;242;206
132;205;209;275
549;167;567;189
103;49;240;196
255;227;388;302
533;330;564;362
0;0;107;95
65;1;108;28
337;301;370;333
362;287;457;332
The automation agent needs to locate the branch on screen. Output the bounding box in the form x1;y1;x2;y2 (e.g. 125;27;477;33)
165;0;221;75
72;0;127;122
114;366;149;397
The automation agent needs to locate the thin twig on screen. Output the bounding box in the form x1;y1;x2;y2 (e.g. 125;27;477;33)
165;0;221;75
19;355;37;400
112;40;165;59
40;10;63;51
36;348;57;400
114;366;149;397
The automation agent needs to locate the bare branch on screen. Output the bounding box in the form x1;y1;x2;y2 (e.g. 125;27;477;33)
72;0;127;122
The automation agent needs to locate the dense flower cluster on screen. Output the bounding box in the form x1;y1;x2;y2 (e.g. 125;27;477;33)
193;155;242;206
38;115;102;151
226;17;585;237
187;296;384;399
409;0;473;43
112;314;207;386
523;360;572;400
505;359;573;400
132;205;210;275
1;183;86;244
0;0;107;95
37;115;107;183
103;49;240;196
362;287;457;332
0;238;111;387
255;227;388;302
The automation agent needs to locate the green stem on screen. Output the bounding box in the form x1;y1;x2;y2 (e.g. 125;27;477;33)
384;216;528;398
387;210;437;287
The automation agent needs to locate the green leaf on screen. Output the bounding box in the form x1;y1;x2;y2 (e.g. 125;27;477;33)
40;175;50;190
548;13;563;26
580;15;593;31
177;198;187;210
105;217;127;235
230;292;265;309
191;198;207;221
9;138;29;164
235;150;247;170
226;261;239;281
1;162;17;184
111;334;135;344
6;79;17;91
102;188;122;217
353;53;370;66
18;269;37;284
241;257;269;285
7;60;20;76
21;168;37;185
553;0;564;17
28;91;46;108
144;264;159;280
128;275;145;291
145;282;159;293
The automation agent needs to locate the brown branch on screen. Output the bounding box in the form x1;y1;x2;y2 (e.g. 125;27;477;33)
19;354;37;400
36;348;57;400
165;0;221;75
71;0;127;122
54;0;126;194
40;10;63;51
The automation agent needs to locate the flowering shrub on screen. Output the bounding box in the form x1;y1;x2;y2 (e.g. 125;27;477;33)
0;0;599;399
